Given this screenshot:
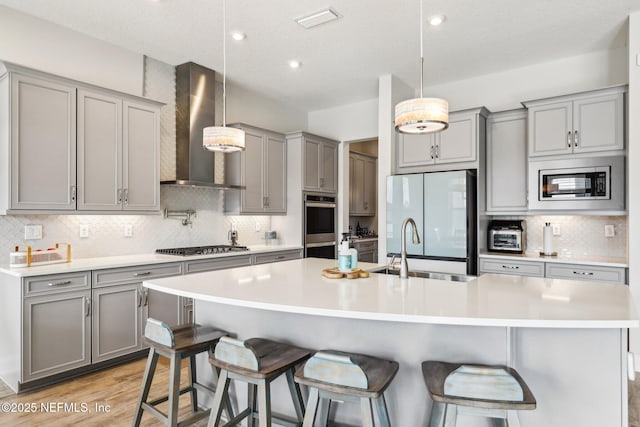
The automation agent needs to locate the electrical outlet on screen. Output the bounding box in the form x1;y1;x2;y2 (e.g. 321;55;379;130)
24;224;43;240
552;224;561;236
79;224;89;238
124;224;133;237
604;224;615;237
255;221;261;232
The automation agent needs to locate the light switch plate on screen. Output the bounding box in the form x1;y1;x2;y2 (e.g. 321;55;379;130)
24;224;43;240
604;224;615;237
79;224;89;238
552;224;560;236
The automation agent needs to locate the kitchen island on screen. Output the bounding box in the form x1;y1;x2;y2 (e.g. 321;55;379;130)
143;257;638;427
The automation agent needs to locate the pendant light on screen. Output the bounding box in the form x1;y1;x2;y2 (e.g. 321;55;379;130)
394;0;448;134
203;0;245;152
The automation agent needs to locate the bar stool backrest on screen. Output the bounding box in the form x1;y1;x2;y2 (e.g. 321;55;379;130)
444;365;524;401
303;351;369;389
144;318;175;347
214;336;260;371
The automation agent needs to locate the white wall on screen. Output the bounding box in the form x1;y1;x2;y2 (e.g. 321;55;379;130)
628;13;640;369
308;98;379;142
0;5;143;95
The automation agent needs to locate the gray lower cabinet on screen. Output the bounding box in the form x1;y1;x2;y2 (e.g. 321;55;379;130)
351;240;378;263
545;263;626;284
22;272;91;382
253;249;303;265
485;109;528;213
147;288;183;326
479;258;545;277
92;283;145;363
184;255;253;274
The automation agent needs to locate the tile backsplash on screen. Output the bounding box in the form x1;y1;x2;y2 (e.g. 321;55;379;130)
503;215;627;258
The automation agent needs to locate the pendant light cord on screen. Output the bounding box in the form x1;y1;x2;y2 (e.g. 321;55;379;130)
419;0;424;99
222;0;227;127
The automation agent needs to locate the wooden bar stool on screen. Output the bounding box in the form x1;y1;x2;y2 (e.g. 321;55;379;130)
133;318;233;427
207;336;311;427
294;350;399;427
422;361;536;427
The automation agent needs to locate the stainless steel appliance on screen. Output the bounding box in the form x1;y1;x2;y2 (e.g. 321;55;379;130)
386;170;477;275
528;155;624;210
488;220;526;254
304;194;337;259
156;245;249;256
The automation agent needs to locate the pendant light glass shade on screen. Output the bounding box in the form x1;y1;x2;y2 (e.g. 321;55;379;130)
203;126;245;152
203;0;245;152
394;0;448;134
395;97;448;133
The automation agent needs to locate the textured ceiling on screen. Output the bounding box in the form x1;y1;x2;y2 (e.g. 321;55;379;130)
0;0;637;112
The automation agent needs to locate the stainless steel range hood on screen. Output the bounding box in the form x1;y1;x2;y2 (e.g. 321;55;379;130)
161;62;241;189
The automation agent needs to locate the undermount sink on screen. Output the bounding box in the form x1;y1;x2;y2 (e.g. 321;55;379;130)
373;267;476;283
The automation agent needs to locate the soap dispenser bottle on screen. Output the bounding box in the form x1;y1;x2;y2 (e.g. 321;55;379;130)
338;233;352;272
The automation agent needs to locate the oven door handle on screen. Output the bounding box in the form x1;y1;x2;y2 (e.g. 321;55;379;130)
305;202;336;208
306;242;337;248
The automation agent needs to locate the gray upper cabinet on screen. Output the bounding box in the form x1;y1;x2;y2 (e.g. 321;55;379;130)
396;107;488;172
78;90;160;212
524;86;625;157
350;152;377;216
2;72;77;212
225;124;287;214
0;61;161;214
486;109;528;213
293;132;338;193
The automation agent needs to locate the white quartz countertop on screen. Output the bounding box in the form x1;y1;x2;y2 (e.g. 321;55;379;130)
479;251;628;267
0;245;302;277
143;257;639;329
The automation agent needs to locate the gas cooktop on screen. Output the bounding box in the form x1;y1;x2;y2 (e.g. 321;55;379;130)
155;245;249;256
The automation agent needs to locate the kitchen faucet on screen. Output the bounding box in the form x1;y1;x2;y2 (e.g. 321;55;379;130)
400;217;421;279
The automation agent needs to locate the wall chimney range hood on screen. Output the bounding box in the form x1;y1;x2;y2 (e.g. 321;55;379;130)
161;62;242;189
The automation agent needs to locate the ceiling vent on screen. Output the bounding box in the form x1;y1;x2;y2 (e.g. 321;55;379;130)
295;8;341;29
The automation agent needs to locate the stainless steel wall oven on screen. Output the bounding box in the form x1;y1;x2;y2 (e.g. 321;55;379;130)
304;194;336;259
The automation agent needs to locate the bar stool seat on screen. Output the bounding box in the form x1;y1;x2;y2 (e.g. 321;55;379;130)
208;337;311;427
133;319;232;427
294;350;399;426
422;361;536;427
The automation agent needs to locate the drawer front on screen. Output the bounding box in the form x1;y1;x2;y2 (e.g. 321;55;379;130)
352;241;377;251
545;263;626;284
92;263;183;288
23;272;91;297
185;255;252;274
253;249;303;265
479;258;544;277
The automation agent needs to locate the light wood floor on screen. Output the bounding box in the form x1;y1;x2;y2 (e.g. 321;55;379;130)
1;358;639;426
0;357;211;426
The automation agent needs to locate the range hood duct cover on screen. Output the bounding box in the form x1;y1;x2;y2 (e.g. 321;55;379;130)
161;62;241;189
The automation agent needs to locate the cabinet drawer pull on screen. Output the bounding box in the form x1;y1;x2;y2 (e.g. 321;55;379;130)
574;130;579;147
133;271;151;277
567;131;571;147
48;280;72;287
501;265;519;270
276;255;285;260
572;271;594;276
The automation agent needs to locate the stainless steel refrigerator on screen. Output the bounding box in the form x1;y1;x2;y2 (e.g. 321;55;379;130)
386;170;477;275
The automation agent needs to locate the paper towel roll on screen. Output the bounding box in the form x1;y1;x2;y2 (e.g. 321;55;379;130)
543;223;553;255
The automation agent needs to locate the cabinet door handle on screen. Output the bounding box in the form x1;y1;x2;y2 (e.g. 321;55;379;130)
143;289;149;306
117;189;123;204
430;145;434;159
501;265;519;270
48;280;72;287
435;144;439;159
567;131;572;147
574;130;579;147
133;271;151;277
85;297;91;317
265;196;269;208
137;289;143;307
70;186;76;203
572;271;594;276
123;188;129;205
319;178;325;188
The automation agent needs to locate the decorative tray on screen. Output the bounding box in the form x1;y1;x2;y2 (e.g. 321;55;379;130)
10;243;71;267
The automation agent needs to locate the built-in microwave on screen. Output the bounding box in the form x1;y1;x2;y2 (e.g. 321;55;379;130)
528;155;625;210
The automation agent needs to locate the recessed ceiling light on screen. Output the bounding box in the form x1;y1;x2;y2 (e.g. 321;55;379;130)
289;60;302;69
231;32;246;41
429;15;446;26
295;8;341;29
